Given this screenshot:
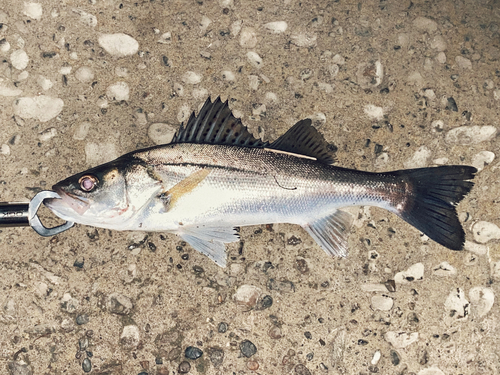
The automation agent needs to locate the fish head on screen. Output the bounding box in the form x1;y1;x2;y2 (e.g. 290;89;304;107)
45;160;131;227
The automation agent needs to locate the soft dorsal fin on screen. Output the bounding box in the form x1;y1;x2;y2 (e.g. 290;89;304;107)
268;119;336;164
172;97;269;147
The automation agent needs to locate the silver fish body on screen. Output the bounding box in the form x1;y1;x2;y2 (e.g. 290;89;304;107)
46;97;476;266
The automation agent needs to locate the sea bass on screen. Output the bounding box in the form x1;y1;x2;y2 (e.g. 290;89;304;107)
45;97;476;266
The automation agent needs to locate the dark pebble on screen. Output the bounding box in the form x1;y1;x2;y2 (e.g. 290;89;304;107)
82;358;92;373
86;330;94;338
256;295;273;310
138;372;148;375
369;365;379;373
287;235;302;245
181;253;189;260
262;261;274;272
193;265;204;273
385;279;396;292
168;347;181;361
178;361;191;373
73;259;84;268
86;351;93;358
240;340;257;357
294;364;312;375
295;258;309;273
148;242;156;252
306;352;314;361
390;350;400;365
358;339;368;345
79;337;89;350
304;331;312;339
185;346;203;360
446;97;458;112
267;278;295;293
207;347;224;367
76;314;89;325
155;357;163;365
218;322;228;333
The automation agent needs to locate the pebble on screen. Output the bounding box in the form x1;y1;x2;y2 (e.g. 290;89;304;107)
294;364;312;375
23;2;43;20
106;82;130;101
240;27;258;48
264;21;288;34
413;16;438;33
73;121;91;141
463;240;488;255
371;295;394;311
98;33;139;57
290;32;317;47
472;221;500;243
207;347;224;367
255;295;273;310
13;95;63;122
247;51;263;69
231;20;243;36
222;70;235;81
79;337;89;350
76;314;89;325
248;75;260;90
445;125;497;145
407;71;424;87
8;361;33;375
185;346;203;359
218;322;228;333
158;32;172;44
356;61;383;88
444;288;469;319
233;285;262;307
192;87;208;100
60;293;79;313
364;104;384;121
178;361;191;373
268;326;282;339
430;35;447;51
0;82;23;96
469;287;494;317
148;123;176;145
0;39;10;53
39;127;57;142
75;67;94;83
384;331;419;348
455;56;472;70
182;71;202;85
10;50;29;70
267;278;295;293
85;142;117;165
472;151;495;171
120;325;140;349
240;340;257;357
247;359;259;370
431;119;444;132
417;367;445;375
1;144;11;156
107;293;134;315
199;15;211;33
371;350;381;365
433;261;457;277
403;146;431;168
395;263;424;283
72;9;97;28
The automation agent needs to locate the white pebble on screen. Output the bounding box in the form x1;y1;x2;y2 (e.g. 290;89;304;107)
407;71;424;87
431;119;444;132
484;79;494;90
423;58;433;71
59;66;72;75
177;103;190;123
13;96;64;122
469;287;494;318
0;82;22;96
106;82;129;101
72;8;97;27
444;288;469;319
23;2;43;20
328;64;340;78
357;61;383;88
332;54;345;65
398;33;410;48
10;50;29;70
435;52;446;64
115;67;128;77
73;121;91;140
219;0;233;7
222;70;235;81
96;96;108;108
455;55;472;70
248;75;260;90
85;142;117;165
371;295;394;311
182;71;202;85
98;33;139;57
247;51;263;69
75;66;94;83
192;87;208;100
494;90;500;100
433;261;457;277
231;20;242;37
472;221;500;244
317;82;334;93
309;112;326;127
413;16;438;33
252;104;266;117
70;52;78;60
432;157;448;165
120;325;140;349
374;152;390;168
430;35;447;51
403;145;431;168
385;331;419;348
394;262;424;284
173;83;184;96
264;21;288;34
0;144;10;156
445;125;497;145
158;32;172;44
0;39;11;52
233;285;262;307
199;16;211;33
39;127;57;141
290;32;317;47
264;92;278;103
364;104;384;121
37;75;53;91
135;112;147;126
371;350;381;365
418;368;445;375
423;89;436;100
464;240;488;255
240;27;258;48
472;151;495;171
148;123;176;145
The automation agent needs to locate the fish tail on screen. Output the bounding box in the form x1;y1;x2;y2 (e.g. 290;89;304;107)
389;166;477;250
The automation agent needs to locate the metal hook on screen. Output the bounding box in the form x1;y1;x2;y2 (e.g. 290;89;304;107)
29;191;74;236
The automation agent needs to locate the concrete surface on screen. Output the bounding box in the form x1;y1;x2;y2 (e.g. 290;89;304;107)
1;0;499;374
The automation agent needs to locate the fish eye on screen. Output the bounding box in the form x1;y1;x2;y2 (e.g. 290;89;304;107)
79;175;98;192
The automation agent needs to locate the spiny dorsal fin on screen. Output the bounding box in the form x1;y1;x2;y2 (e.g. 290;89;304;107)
172;97;268;147
269;119;337;164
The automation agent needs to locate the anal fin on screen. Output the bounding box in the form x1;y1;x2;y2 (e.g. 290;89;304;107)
302;210;353;258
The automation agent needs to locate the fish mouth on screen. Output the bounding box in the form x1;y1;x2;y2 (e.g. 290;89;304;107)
44;186;90;217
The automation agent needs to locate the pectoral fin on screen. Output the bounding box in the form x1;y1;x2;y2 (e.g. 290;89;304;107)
160;169;211;210
302;210;353;258
179;225;240;267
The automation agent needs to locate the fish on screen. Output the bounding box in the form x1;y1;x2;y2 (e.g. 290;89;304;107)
45;97;477;267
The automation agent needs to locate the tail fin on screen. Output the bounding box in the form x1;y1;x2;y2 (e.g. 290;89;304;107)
390;166;476;250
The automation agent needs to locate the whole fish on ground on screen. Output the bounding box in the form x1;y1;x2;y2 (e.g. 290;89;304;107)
45;97;477;266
